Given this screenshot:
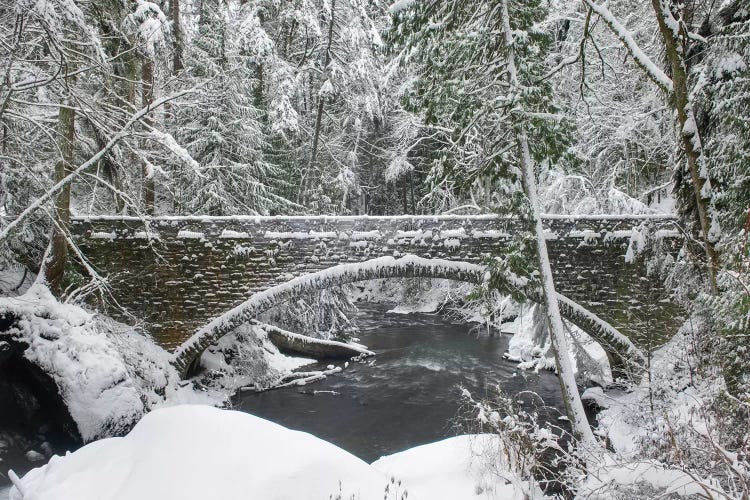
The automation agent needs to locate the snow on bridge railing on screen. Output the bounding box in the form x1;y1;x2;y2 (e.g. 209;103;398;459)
70;213;680;244
71;213;678;223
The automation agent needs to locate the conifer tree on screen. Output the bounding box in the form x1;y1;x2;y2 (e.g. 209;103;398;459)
391;0;596;443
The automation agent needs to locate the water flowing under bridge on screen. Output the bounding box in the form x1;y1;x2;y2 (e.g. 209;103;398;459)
71;214;683;376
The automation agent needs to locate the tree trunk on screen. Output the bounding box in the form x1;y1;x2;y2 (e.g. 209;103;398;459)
650;0;719;292
141;58;155;215
402;176;408;214
500;0;596;446
170;0;183;73
45;97;75;295
302;0;336;206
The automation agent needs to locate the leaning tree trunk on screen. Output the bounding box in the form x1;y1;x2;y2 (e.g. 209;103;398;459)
45;94;75;295
650;0;719;293
500;0;596;446
585;0;719;292
141;57;155;215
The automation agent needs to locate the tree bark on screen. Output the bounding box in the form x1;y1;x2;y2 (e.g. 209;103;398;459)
141;58;155;215
302;0;336;206
45;96;75;295
650;0;719;292
170;0;183;73
500;0;596;446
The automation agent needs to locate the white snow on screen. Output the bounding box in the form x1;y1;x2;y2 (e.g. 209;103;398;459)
176;230;205;239
219;230;251;239
263;230;310;239
9;406;537;500
90;231;116;239
351;230;381;240
388;0;416;14
0;285;152;441
372;434;546;499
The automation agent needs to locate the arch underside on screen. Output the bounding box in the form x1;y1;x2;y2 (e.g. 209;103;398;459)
172;255;645;378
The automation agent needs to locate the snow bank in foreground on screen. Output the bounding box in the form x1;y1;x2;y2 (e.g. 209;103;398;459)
11;405;537;500
373;435;545;500
10;406;384;500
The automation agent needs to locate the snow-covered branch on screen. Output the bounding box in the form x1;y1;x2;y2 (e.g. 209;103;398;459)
583;0;674;94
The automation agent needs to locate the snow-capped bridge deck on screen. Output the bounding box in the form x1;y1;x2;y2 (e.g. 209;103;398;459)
71;214;682;362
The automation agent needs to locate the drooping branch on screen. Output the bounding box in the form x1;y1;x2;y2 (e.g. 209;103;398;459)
0;84;203;245
582;0;674;94
172;255;645;381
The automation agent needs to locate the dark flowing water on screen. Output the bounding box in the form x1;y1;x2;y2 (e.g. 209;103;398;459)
235;303;567;462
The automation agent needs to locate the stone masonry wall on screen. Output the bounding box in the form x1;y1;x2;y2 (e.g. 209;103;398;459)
70;215;683;351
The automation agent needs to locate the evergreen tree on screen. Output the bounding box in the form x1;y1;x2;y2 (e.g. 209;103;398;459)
391;0;596;443
694;2;750;397
171;0;295;215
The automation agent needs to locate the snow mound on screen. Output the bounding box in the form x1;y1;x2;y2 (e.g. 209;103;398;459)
504;304;612;386
0;284;170;441
373;434;547;499
11;406;540;500
10;405;390;500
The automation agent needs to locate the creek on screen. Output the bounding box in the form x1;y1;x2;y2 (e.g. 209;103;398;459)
236;303;567;462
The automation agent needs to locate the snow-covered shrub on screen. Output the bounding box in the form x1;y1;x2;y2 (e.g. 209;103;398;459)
456;386;565;497
590;316;750;498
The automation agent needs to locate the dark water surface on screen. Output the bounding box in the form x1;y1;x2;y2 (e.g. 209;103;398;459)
236;303;566;462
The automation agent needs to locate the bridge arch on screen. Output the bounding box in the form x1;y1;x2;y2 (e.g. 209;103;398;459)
172;255;645;378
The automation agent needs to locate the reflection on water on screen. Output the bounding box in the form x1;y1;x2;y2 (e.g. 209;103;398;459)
236;303;566;462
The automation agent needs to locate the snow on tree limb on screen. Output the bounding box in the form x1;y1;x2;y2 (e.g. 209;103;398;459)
583;0;674;94
0;84;204;244
172;255;645;379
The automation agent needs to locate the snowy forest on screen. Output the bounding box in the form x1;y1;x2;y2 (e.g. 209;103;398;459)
0;0;749;498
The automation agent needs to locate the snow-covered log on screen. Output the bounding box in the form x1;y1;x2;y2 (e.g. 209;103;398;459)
253;321;374;359
172;255;646;378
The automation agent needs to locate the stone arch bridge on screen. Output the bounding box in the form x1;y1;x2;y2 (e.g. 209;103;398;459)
71;214;682;375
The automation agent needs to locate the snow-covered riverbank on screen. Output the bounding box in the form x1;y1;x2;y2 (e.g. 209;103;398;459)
7;405;538;500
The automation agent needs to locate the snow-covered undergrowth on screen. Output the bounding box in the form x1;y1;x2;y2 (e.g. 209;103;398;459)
577;317;750;498
504;304;612;387
260;286;360;341
197;322;316;392
10;405;541;500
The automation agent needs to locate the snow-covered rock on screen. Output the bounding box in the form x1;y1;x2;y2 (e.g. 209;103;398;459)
0;284;162;441
10;405;537;500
